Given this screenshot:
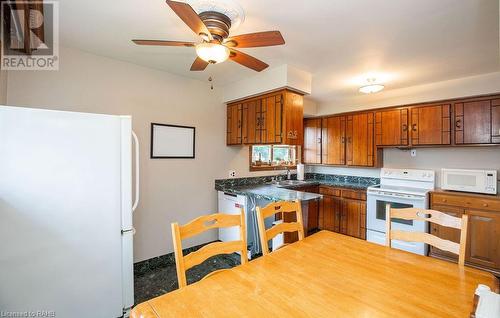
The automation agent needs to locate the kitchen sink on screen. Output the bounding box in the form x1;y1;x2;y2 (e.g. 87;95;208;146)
274;180;310;187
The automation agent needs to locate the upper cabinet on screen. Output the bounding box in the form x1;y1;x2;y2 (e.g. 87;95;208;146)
346;113;375;166
454;98;500;145
303;113;381;167
410;104;451;146
226;89;303;146
322;116;346;165
303;118;321;164
226;103;242;145
375;108;409;147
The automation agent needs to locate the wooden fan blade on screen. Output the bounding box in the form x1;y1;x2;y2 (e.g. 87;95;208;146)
166;0;212;41
229;49;269;72
132;40;195;47
225;31;285;48
190;57;209;71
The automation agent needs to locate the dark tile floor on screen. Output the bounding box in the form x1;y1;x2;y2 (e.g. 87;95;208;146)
134;253;241;304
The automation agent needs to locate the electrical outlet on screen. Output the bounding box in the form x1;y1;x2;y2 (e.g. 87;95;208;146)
410;149;417;157
229;170;236;177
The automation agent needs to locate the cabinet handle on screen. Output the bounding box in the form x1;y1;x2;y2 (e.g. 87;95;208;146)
442;199;447;202
347;137;352;143
317;137;322;143
341;137;346;143
402;124;408;132
412;124;417;131
483;203;488;207
455;119;462;129
237;120;241;129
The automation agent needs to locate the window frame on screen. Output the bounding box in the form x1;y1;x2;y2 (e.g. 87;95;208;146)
249;145;298;172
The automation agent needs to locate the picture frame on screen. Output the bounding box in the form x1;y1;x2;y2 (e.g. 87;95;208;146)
150;123;195;159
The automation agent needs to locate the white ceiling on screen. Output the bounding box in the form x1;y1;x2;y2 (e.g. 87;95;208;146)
60;0;499;102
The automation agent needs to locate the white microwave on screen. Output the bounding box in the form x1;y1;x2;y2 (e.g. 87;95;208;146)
441;169;497;195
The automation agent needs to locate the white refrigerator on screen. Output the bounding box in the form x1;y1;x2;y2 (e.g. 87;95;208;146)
0;106;138;318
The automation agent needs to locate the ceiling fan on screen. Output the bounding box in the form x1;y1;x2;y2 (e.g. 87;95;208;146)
132;0;285;72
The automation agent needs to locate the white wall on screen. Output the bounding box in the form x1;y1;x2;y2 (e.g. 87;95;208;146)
318;72;500;115
309;147;500;188
5;47;259;262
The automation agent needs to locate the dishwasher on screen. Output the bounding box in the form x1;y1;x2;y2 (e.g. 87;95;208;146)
218;191;274;259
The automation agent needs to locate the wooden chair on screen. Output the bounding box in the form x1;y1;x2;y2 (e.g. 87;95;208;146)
171;209;247;288
256;200;304;256
385;203;469;265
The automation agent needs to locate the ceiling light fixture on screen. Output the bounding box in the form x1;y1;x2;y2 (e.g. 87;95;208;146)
195;42;230;64
359;78;385;94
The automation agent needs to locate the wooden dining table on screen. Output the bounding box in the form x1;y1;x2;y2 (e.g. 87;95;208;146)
131;231;498;318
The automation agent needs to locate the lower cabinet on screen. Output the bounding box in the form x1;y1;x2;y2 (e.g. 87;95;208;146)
279;185;320;244
318;186;367;240
429;191;500;275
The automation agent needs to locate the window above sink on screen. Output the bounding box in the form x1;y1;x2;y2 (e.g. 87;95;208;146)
250;145;299;171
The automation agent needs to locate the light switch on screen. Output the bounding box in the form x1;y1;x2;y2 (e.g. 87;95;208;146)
410;149;417;157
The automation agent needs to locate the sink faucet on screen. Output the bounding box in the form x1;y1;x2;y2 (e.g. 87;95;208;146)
285;168;291;180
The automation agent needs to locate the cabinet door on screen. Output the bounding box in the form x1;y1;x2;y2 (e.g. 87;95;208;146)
303;118;322;164
242;100;260;144
321;116;345;165
319;195;341;232
346;113;374;167
375;108;409;146
342;199;366;239
465;209;500;270
492;99;500;143
429;204;464;260
282;91;303;145
454;100;491;144
307;198;319;232
411;104;451;145
260;94;283;144
226;104;242;145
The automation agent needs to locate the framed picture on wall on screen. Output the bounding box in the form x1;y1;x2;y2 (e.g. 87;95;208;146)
150;123;195;159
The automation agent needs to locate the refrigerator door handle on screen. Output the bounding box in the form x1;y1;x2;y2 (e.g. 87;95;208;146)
132;130;140;212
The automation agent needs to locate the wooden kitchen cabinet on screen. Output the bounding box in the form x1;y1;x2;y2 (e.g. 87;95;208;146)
318;185;366;240
346;113;375;167
375;108;409;146
227;89;303;146
321;116;345;165
430;191;500;275
303;118;322;164
320;113;381;167
313;114;348;166
454;99;499;145
226;103;242;145
410;104;451;145
279;185;320;244
492;99;500;143
241;99;259;144
343;199;366;239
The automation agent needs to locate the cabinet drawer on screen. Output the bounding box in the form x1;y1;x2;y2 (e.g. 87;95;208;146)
319;186;341;197
431;193;500;211
341;189;367;201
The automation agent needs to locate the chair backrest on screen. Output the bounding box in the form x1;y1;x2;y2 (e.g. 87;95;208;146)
171;209;247;288
385;203;468;265
256;200;304;256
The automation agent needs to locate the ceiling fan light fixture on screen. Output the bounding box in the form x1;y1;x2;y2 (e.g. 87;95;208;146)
195;42;230;64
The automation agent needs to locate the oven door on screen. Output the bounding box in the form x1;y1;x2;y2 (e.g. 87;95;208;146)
366;192;429;255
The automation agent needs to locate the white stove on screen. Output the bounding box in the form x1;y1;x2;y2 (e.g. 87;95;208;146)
366;168;436;255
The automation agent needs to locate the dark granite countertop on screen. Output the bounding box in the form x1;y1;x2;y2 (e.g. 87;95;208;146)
219;183;322;202
215;173;380;202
